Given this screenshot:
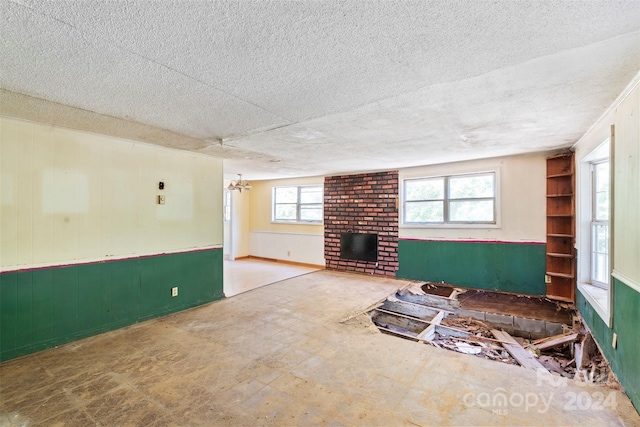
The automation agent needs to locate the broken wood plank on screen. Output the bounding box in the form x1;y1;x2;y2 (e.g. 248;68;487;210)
532;331;574;346
491;329;547;372
377;325;421;341
533;333;579;351
381;299;449;320
434;324;471;339
577;333;597;369
448;288;466;299
398;283;426;296
395;293;461;310
374;308;432;325
416;310;445;342
447;335;513;346
372;312;428;335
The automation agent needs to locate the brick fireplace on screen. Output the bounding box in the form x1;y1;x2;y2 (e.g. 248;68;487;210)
324;171;399;276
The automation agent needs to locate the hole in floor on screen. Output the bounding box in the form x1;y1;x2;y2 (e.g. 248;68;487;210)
366;282;619;388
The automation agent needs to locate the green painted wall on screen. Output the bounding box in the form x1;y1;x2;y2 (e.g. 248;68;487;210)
0;248;223;362
577;279;640;412
396;239;546;295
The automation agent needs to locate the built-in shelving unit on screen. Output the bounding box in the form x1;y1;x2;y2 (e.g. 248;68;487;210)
546;153;576;302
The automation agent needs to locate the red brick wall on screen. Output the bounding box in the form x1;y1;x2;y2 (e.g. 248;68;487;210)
324;171;399;276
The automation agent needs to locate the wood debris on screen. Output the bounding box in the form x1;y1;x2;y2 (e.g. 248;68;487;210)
491;329;547;372
363;290;618;389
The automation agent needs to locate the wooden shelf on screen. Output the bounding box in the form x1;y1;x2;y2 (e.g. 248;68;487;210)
546;153;575;303
547;252;574;258
546;272;575;279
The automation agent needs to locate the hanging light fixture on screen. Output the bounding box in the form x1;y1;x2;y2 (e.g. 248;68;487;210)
227;173;252;192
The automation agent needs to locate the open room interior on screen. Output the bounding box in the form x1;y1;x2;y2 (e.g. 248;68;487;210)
1;1;639;425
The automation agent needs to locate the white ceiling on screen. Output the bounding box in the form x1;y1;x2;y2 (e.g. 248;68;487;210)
1;0;639;180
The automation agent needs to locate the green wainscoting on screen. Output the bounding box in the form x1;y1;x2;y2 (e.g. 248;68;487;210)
0;248;223;362
397;239;546;295
578;279;640;412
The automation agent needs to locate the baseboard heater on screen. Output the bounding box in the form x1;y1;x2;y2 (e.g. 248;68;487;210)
340;232;378;262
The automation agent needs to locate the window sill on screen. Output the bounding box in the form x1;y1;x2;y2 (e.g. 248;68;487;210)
401;223;501;229
271;221;323;226
577;282;611;327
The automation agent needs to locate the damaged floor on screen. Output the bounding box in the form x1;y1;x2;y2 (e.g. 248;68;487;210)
1;271;639;426
368;283;614;386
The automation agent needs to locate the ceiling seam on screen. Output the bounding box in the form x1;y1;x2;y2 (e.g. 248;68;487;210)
7;0;296;126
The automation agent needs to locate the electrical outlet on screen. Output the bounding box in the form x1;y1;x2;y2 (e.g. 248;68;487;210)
287;251;290;257
544;274;551;284
612;332;617;349
171;287;178;297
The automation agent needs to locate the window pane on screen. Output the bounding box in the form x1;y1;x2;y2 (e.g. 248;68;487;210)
405;178;444;201
594;162;609;221
449;200;494;222
595;162;609;192
300;186;323;203
405;201;444;223
592;223;609;285
275;204;296;220
300;205;323;221
596;193;609;221
275;187;297;203
449;174;494;199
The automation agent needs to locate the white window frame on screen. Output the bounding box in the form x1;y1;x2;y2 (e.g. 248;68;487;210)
401;170;500;228
577;139;611;326
590;160;610;289
272;185;323;224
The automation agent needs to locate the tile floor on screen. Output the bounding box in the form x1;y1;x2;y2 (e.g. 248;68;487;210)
224;258;321;297
1;270;638;426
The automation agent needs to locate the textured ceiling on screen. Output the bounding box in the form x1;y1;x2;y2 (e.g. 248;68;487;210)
1;0;639;179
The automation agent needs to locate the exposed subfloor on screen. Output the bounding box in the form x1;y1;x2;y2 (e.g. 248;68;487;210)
422;283;573;324
1;271;638;426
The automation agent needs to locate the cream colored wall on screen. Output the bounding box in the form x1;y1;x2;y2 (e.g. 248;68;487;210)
399;153;549;242
249;176;325;233
0;116;223;271
230;189;251;259
612;82;640;287
574;78;640;291
244;176;324;264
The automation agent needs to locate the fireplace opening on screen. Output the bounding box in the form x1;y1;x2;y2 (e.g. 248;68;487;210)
340;232;378;262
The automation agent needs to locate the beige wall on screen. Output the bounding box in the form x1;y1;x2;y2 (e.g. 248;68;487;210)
249;176;325;233
230;189;251;259
574;77;640;291
612;82;640;287
239;176;324;265
241;154;547;263
1;116;223;271
399;152;549;242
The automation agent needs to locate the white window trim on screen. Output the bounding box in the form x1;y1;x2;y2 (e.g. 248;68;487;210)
272;185;324;224
590;160;610;289
577;139;611;326
400;168;501;229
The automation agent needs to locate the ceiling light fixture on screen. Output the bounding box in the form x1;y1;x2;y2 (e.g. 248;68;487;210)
227;174;252;192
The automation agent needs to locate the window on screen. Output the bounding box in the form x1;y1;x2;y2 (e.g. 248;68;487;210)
577;138;610;325
273;185;323;223
403;172;496;225
591;161;610;288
